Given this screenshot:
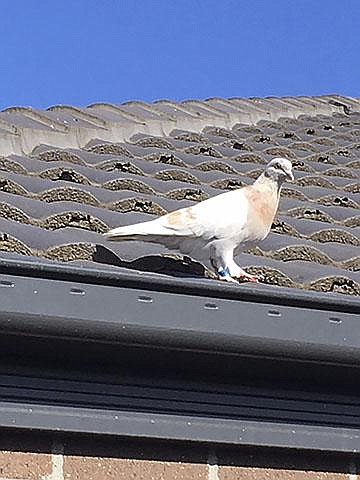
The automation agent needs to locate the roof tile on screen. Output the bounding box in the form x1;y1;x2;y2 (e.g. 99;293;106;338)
0;95;359;295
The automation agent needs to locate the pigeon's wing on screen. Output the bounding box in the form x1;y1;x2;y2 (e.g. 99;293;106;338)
104;189;249;247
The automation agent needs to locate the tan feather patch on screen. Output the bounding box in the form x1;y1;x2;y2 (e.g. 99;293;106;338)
243;185;280;239
166;207;196;227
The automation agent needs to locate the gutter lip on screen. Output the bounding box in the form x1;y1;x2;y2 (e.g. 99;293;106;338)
0;256;358;314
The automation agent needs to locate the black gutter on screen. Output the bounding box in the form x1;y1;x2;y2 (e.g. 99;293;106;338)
0;257;360;453
0;256;358;314
0;272;360;363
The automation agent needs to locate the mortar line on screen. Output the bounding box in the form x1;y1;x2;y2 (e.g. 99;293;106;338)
208;449;219;480
50;440;64;480
349;459;357;480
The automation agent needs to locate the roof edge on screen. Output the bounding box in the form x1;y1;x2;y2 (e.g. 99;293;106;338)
0;255;358;314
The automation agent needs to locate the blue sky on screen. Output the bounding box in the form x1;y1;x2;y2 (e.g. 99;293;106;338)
1;0;359;109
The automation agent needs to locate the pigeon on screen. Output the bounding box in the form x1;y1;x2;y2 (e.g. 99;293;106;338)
104;157;294;283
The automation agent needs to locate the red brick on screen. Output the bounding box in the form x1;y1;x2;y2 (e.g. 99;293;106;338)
64;456;207;480
219;466;348;480
0;449;52;479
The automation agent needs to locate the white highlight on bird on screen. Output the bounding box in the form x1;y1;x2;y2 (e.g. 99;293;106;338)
104;157;294;283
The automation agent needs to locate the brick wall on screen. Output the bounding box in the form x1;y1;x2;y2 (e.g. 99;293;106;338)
0;431;358;480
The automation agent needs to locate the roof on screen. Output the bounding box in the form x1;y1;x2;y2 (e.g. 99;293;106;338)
0;95;360;454
0;94;358;296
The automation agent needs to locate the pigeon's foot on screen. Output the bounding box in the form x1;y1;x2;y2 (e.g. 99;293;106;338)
219;275;260;284
220;275;239;284
214;268;236;283
215;266;261;284
237;274;260;283
217;273;260;284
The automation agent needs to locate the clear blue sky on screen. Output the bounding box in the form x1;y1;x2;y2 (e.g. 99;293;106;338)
1;0;359;109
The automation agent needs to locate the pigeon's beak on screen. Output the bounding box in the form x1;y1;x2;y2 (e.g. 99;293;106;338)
286;170;294;182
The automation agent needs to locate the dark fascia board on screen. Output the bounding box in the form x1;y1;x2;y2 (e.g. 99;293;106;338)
0;256;360;453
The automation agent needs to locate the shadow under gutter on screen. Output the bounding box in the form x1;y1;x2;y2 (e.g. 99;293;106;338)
0;257;359;453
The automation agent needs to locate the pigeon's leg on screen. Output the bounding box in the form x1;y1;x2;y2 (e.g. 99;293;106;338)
227;260;259;283
210;252;238;283
211;246;259;283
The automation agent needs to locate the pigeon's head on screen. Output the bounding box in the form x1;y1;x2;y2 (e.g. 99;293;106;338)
265;157;294;183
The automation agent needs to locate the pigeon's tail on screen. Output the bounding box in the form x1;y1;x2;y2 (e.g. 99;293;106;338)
104;218;173;242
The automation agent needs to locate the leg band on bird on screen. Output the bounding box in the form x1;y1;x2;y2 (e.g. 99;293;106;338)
218;266;230;277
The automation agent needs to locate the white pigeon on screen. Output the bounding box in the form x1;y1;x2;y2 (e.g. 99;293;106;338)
104;157;294;283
